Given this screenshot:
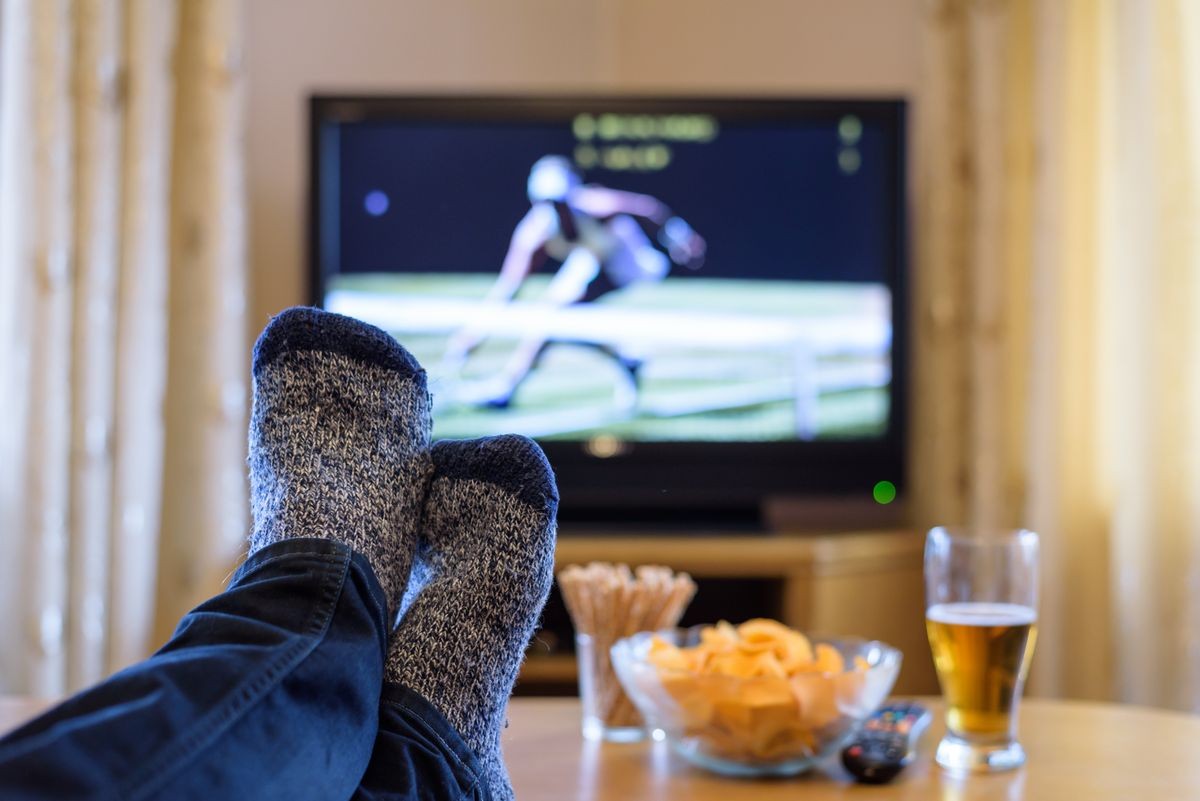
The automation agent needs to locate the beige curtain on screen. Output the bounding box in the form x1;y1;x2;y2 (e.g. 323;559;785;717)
917;0;1200;711
0;0;247;696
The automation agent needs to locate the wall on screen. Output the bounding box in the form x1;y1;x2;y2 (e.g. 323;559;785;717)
244;0;921;331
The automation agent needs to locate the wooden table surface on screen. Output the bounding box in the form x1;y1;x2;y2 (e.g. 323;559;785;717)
5;696;1200;798
503;697;1200;800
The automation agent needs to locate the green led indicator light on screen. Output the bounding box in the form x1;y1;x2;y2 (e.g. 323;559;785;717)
873;480;897;505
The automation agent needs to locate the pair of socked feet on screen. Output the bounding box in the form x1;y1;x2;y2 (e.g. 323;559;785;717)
248;307;557;801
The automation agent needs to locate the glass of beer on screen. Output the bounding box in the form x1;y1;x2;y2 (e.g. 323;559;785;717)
924;527;1038;773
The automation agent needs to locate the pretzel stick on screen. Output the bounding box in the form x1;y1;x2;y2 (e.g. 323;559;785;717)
652;574;697;631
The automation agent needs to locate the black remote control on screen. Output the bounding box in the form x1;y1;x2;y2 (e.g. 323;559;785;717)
841;702;932;784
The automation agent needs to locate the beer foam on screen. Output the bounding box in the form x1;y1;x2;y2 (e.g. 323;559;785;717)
926;602;1037;627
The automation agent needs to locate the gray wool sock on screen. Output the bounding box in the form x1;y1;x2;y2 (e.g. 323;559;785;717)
247;306;431;618
388;435;558;801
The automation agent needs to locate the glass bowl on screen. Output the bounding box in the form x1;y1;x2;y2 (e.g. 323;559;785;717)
610;626;902;777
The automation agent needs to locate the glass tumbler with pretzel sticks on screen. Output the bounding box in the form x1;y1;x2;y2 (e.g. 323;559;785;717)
559;563;696;742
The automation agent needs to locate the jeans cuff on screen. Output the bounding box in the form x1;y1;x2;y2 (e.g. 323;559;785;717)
382;683;489;796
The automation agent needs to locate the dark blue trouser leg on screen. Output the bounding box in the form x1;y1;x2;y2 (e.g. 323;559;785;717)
0;538;388;801
351;684;488;801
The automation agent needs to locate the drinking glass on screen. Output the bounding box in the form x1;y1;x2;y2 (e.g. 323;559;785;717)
924;527;1039;772
576;633;645;742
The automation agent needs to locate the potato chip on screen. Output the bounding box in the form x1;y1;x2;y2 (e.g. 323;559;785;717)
775;633;816;672
700;620;739;651
735;637;776;655
812;643;845;674
669;684;716;726
789;672;840;728
737;618;796;642
709;650;776;679
739;676;794;709
647;636;690;672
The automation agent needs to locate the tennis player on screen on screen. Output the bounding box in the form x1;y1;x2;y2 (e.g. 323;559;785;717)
443;155;707;409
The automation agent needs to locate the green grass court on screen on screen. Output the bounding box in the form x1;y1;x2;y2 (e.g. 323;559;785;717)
330;273;891;443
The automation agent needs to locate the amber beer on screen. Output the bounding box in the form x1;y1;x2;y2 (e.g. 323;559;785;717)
926;602;1038;740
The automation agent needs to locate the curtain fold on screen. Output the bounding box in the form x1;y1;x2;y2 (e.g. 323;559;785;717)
155;0;249;649
918;0;1200;711
0;0;247;696
106;0;175;678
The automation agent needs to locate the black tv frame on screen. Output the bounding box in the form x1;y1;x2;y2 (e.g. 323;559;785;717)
309;95;908;529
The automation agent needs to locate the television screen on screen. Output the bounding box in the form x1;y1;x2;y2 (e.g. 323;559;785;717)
312;97;906;516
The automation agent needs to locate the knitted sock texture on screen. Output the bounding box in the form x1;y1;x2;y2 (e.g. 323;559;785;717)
388;435;558;801
247;307;431;617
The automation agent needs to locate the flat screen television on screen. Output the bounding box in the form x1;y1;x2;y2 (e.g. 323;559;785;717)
310;96;907;528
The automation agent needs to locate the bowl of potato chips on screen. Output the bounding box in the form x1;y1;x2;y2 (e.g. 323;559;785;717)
610;619;901;777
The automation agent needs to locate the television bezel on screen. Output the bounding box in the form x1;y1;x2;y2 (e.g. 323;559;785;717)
308;94;908;527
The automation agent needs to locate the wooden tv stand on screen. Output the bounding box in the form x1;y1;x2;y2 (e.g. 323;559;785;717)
521;527;938;696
